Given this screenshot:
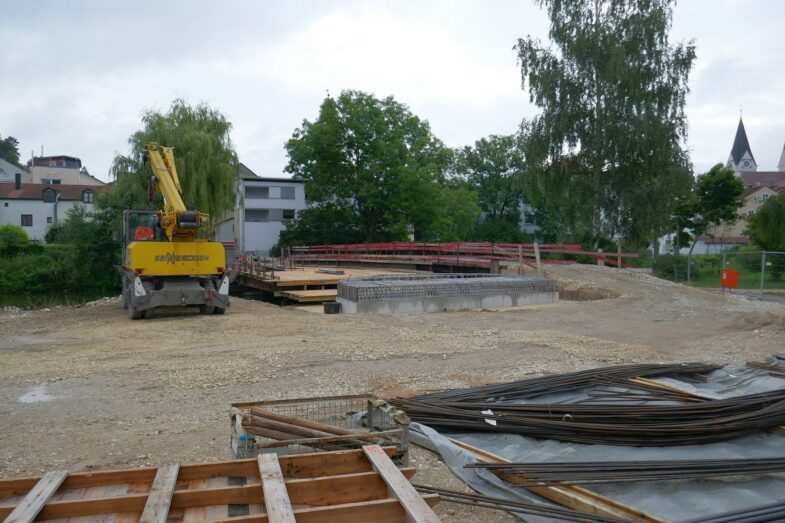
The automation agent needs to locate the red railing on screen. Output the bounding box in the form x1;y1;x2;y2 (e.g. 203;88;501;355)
290;242;637;269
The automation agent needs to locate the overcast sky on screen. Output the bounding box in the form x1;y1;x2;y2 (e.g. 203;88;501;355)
1;0;784;182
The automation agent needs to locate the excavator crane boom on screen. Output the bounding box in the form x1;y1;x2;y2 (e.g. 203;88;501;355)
144;143;208;241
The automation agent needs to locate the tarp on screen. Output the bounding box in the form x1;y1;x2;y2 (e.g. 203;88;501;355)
410;364;785;522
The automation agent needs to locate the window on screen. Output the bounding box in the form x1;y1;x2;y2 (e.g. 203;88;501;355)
245;209;269;222
52;179;61;184
747;209;755;216
283;209;296;220
21;214;32;227
763;193;770;201
3;202;7;207
280;186;295;199
82;190;94;203
42;189;56;202
245;186;269;199
41;178;51;184
47;217;53;224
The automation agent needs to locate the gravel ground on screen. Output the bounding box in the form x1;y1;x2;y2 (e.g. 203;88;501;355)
1;264;784;522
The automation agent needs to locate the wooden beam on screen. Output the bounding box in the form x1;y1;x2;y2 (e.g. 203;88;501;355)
203;494;440;523
0;448;400;503
2;470;67;523
139;463;179;523
0;469;417;521
258;455;295;523
447;437;664;523
363;445;441;523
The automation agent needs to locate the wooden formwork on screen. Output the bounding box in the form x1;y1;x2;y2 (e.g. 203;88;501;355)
0;445;440;523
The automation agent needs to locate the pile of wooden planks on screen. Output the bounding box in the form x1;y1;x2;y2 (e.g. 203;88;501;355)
0;445;440;523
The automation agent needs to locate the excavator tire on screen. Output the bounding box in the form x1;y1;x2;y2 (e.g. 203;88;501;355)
213;307;226;315
199;305;215;315
129;305;144;320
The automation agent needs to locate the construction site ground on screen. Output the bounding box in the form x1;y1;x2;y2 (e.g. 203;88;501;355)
2;264;785;522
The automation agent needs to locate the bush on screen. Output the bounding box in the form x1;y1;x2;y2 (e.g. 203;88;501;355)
0;224;29;258
653;254;689;281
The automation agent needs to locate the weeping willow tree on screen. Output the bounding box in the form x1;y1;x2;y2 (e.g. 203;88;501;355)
105;99;239;229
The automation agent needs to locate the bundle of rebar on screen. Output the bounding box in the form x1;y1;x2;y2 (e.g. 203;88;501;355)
392;364;785;446
407;362;719;403
688;499;785;523
413;485;628;523
241;407;376;449
467;457;785;486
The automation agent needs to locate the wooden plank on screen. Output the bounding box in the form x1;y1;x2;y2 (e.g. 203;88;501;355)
0;447;400;503
139;463;179;523
0;469;417;521
362;445;441;523
277;290;337;303
448;437;663;522
3;470;67;523
257;455;295;523
203;494;440;523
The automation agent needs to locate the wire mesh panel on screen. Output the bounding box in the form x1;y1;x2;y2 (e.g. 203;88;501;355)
230;394;409;464
338;273;558;302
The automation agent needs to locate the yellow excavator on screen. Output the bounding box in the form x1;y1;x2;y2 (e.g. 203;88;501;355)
120;143;230;319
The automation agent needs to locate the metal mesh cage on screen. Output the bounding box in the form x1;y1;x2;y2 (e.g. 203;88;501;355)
230;394;409;465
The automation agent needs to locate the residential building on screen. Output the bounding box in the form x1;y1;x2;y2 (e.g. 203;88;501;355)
214;163;306;255
0;158;31;185
0;179;107;241
26;155;106;186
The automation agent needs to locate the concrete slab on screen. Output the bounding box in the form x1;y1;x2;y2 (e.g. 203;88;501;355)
337;274;559;314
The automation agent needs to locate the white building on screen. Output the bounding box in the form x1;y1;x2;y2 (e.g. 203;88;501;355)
215;164;306;255
26;155;106;186
0;158;31;185
0;181;107;241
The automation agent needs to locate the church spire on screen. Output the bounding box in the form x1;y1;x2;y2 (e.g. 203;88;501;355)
728;117;757;173
779;143;785;172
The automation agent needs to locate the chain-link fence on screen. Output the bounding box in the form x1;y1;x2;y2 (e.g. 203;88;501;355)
680;251;785;301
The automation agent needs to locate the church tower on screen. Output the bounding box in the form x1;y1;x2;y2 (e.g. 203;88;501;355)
727;117;757;175
778;143;785;172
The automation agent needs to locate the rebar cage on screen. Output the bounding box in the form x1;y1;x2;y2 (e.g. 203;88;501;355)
230;394;409;464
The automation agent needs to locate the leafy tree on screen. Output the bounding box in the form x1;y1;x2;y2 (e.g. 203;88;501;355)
0;224;29;258
749;194;785;279
107;99;239;229
284;90;453;243
516;0;695;246
45;205;121;290
672;163;744;255
456;135;525;221
0;135;22;166
454;134;530;242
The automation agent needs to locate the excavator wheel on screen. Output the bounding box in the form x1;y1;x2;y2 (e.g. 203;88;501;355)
199;305;215;315
213;307;225;315
129;305;145;320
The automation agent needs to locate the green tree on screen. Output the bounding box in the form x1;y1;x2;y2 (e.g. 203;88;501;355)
284;90;453;243
107;99;239;228
0;135;22;166
749;194;785;252
454;134;529;241
673;163;744;255
516;0;695;246
749;194;785;279
0;224;29;258
45;205;121;291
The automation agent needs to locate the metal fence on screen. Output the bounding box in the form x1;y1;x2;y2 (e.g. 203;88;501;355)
686;251;785;300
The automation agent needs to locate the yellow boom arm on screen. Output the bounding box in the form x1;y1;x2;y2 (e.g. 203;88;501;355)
144;143;208;241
